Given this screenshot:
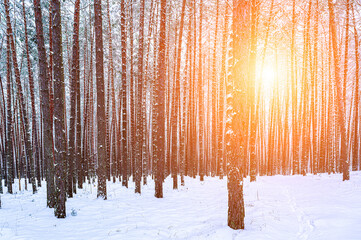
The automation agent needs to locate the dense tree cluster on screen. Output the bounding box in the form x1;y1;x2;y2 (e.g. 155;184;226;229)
0;0;359;229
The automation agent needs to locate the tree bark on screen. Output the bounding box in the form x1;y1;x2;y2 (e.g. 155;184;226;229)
5;0;37;194
328;0;349;181
94;0;108;199
51;0;66;218
154;0;167;198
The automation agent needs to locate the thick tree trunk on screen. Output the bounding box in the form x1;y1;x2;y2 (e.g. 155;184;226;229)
94;0;108;199
51;0;66;218
227;0;248;230
154;0;167;198
33;0;55;207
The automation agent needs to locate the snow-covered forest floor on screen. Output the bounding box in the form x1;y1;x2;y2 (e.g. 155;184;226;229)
1;172;361;240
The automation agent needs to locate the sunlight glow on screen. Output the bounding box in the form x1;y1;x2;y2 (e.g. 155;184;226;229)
261;65;276;89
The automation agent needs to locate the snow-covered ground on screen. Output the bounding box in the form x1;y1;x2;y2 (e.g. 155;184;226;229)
1;172;361;240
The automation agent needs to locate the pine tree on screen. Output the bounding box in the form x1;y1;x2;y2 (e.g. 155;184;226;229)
33;0;55;208
68;0;81;198
51;0;66;218
352;2;360;172
227;0;249;229
249;0;258;182
328;0;349;181
5;18;13;194
120;0;128;188
154;0;167;198
22;0;41;188
94;0;108;199
135;0;146;194
5;0;36;194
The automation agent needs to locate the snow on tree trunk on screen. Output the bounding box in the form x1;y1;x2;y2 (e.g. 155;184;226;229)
51;0;66;218
94;0;108;199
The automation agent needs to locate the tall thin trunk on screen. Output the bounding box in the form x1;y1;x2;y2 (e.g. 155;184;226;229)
120;0;128;188
328;0;349;181
198;0;204;180
218;3;229;179
352;3;359;171
5;0;36;194
135;0;146;193
68;0;81;198
171;0;187;189
291;0;299;175
249;0;258;182
5;20;13;194
211;0;219;178
22;0;41;188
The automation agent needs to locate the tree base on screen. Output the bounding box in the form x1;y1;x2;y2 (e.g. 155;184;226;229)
228;168;245;230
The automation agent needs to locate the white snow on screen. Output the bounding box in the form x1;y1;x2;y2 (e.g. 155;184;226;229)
1;172;361;240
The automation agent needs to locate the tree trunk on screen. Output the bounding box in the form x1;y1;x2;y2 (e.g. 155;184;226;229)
22;0;41;188
154;0;167;198
51;0;66;218
5;0;37;194
68;0;80;199
135;0;145;194
249;0;258;182
352;3;359;171
94;0;108;199
227;0;249;230
5;21;13;194
33;0;55;207
328;0;349;181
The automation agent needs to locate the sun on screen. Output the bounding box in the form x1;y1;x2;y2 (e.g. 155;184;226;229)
261;65;276;89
